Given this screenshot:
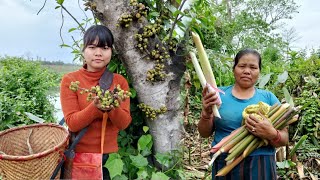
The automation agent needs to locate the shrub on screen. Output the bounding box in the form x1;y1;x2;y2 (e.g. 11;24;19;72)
0;56;60;130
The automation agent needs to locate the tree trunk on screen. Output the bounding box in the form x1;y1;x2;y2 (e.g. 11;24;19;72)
92;0;186;154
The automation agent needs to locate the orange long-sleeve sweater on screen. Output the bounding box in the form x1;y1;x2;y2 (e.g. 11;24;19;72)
60;66;131;153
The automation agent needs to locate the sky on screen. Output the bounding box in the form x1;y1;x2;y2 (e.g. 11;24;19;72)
0;0;319;64
0;0;88;64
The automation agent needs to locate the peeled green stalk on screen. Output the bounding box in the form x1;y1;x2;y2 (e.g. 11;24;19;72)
189;52;208;89
228;132;250;153
208;129;249;166
222;129;249;151
208;130;247;167
209;130;248;166
207;126;246;167
192;32;221;118
225;134;255;161
286;114;299;125
268;103;281;117
242;138;260;157
273;107;294;127
275;108;299;129
210;126;246;153
216;155;244;176
216;137;261;176
269;103;280;112
269;103;290;123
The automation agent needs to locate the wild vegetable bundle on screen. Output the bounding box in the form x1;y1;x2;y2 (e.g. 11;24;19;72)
69;81;131;109
208;102;300;176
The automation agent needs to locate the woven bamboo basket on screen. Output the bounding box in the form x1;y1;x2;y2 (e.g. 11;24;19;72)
0;123;69;180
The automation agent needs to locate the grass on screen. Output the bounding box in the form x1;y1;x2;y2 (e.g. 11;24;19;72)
42;64;81;75
41;64;81;95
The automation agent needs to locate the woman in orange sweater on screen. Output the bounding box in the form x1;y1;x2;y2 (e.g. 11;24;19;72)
60;25;131;179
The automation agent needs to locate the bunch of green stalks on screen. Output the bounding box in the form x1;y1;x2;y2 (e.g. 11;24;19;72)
207;103;300;176
191;32;221;118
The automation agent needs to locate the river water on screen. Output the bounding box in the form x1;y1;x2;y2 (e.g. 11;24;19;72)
50;93;64;123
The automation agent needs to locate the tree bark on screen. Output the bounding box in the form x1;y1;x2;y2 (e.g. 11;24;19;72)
92;0;186;154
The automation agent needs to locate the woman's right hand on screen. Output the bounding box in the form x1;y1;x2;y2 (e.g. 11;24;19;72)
202;84;221;116
93;96;114;112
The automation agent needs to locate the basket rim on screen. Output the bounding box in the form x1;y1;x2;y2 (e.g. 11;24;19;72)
0;123;69;161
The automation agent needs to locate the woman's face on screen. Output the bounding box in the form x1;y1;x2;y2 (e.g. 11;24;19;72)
83;39;112;72
233;53;260;88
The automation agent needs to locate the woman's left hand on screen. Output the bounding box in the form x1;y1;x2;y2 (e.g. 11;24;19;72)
93;96;114;112
245;112;277;140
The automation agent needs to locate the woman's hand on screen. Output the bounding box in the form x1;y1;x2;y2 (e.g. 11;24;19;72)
201;84;221;117
198;84;220;138
245;112;277;140
93;96;114;112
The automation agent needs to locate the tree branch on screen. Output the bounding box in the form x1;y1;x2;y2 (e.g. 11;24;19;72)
71;36;81;49
61;5;85;32
59;7;65;45
72;36;84;60
168;0;188;42
36;0;47;15
77;0;90;29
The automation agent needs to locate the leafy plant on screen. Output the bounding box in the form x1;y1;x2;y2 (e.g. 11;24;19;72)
293;76;320;146
109;126;185;179
0;56;60;130
276;159;297;179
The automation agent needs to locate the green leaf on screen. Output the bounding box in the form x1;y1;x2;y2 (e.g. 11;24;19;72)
258;73;272;88
167;4;178;13
112;175;128;180
176;20;186;28
107;61;118;72
105;154;124;179
149;11;160;17
173;9;184;17
107;153;121;160
71;49;80;54
136;169;149;180
68;28;77;33
143;126;149;133
289;135;308;158
277;71;288;83
151;172;170;180
138;134;153;152
140;148;152;157
282;87;294;107
55;6;61;9
56;0;64;5
24;112;44;123
129;88;137;98
119;130;127;136
193;80;200;90
155;153;171;168
288;160;296;167
176;169;186;179
276;160;295;169
60;44;71;48
129;154;148;168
